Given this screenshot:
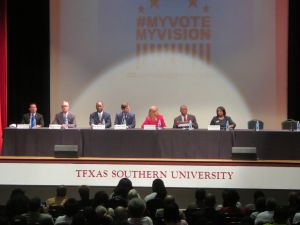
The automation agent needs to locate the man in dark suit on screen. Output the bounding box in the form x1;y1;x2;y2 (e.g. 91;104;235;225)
114;103;136;128
173;105;198;129
89;101;111;128
21;103;44;127
52;101;77;128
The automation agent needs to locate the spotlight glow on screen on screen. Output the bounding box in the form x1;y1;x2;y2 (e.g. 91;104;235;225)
50;0;288;128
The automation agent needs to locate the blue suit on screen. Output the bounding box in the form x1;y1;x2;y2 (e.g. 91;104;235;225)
114;112;136;128
89;111;111;128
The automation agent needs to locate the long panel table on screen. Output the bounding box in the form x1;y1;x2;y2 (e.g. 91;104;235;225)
2;128;300;159
2;128;83;157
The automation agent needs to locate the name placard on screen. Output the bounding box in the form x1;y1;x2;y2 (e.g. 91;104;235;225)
92;124;105;130
207;125;221;130
143;125;156;130
49;124;62;129
178;123;189;128
17;124;30;129
114;124;127;130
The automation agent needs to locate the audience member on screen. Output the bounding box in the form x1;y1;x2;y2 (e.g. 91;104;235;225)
128;198;153;225
55;198;79;225
47;186;68;207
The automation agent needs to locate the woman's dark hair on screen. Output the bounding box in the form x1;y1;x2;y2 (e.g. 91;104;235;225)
195;189;206;206
255;197;266;212
113;178;133;198
93;191;109;208
164;202;180;223
227;189;240;207
216;106;226;116
152;179;167;199
266;198;277;211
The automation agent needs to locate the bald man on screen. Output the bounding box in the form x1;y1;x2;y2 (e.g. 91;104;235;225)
52;101;77;128
89;101;111;128
173;105;198;129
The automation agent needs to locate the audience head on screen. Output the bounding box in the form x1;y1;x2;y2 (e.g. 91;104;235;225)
152;178;167;199
71;213;86;225
11;215;28;225
288;191;298;207
204;193;216;208
195;189;206;205
114;178;133;198
78;185;90;201
61;101;70;113
216;106;226;117
266;198;277;211
253;190;265;201
56;185;67;197
226;189;240;207
28;103;38;114
96;101;104;112
28;197;42;212
114;206;128;222
95;205;107;218
128;198;146;218
9;188;25;199
254;197;266;212
180;105;188;116
128;189;140;200
121;103;130;113
164;202;180;223
163;195;176;206
64;198;79;217
273;206;289;224
93;191;109;208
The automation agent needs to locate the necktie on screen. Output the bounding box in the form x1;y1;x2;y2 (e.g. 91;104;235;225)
122;113;126;124
31;114;36;128
63;114;68;125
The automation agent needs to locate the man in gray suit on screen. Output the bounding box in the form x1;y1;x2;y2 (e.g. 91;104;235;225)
114;102;136;128
89;101;111;128
173;105;198;129
52;101;77;128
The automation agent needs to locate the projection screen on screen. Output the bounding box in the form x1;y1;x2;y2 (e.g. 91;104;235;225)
50;0;288;129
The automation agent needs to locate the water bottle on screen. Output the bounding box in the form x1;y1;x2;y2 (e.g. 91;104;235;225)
188;120;193;130
297;121;300;131
255;121;260;131
157;119;162;129
225;120;229;131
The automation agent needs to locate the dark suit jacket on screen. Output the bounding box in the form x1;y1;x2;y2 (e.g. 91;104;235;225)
173;114;198;129
210;116;236;129
89;111;111;128
114;112;136;128
21;113;44;127
52;112;77;128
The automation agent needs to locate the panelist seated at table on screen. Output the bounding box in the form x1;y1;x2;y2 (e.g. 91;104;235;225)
173;105;198;129
89;101;112;128
210;106;236;130
52;101;77;128
114;102;136;128
141;105;167;128
21;103;45;128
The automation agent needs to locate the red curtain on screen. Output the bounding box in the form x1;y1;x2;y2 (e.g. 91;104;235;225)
0;0;7;153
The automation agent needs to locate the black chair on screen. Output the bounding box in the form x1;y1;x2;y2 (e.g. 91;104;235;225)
281;119;297;130
248;120;264;130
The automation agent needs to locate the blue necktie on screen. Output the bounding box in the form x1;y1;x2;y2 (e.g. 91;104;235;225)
31;114;36;128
